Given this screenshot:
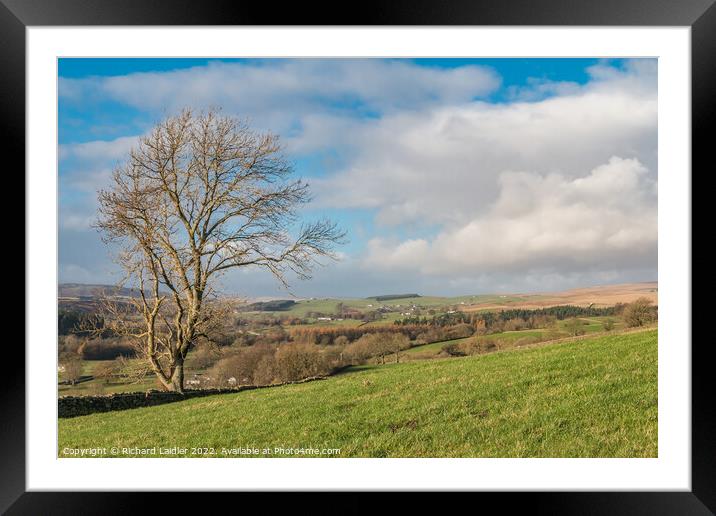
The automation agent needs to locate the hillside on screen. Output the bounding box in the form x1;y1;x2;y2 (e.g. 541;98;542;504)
463;282;658;312
58;283;137;298
236;281;658;319
57;281;657;318
58;329;657;458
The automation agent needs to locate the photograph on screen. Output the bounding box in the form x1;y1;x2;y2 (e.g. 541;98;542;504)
55;56;660;459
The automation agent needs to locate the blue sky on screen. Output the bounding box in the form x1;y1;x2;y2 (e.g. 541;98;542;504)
59;58;603;144
58;58;657;298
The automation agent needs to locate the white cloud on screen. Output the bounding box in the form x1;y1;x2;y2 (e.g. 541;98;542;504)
59;136;141;233
59;60;500;138
58;59;657;294
312;62;657;228
363;157;657;276
59;210;96;231
59;135;140;196
59;135;138;163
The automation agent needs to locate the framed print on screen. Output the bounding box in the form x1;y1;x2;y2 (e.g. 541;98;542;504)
5;0;712;512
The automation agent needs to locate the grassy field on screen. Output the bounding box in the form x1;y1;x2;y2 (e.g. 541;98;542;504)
59;329;657;458
58;316;626;395
59;359;167;396
400;316;620;360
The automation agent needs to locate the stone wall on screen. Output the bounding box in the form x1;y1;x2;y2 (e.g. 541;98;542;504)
58;376;327;418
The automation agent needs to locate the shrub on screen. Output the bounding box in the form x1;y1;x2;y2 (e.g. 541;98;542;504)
442;342;465;357
384;333;411;363
81;337;135;360
208;344;275;387
186;344;220;370
623;298;657;327
321;346;346;369
446;323;475;339
503;318;528;332
263;327;289;345
564;318;586;336
58;334;85;361
253;355;279;385
275;342;329;382
415;327;448;345
60;355;83;385
232;333;258;347
334;335;350;347
462;337;498;355
93;360;120;384
344;336;376;364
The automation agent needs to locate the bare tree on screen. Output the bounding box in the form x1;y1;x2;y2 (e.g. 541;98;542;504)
60;355;84;386
95;109;344;392
623;297;657;327
387;333;410;363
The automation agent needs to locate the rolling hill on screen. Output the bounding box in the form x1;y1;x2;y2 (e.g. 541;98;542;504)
58;329;657;458
59;283;138;298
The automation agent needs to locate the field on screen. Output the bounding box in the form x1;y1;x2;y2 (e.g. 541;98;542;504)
400;316;623;360
58;314;624;395
226;282;657;327
402;336;473;356
462;282;658;312
59;362;162;396
252;282;656;312
59;329;657;458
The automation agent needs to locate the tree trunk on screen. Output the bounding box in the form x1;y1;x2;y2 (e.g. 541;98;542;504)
169;357;185;393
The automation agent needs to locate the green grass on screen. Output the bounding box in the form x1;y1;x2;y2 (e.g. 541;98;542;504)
557;317;624;334
492;329;548;341
403;328;554;358
58;329;657;458
400;318;626;361
59;377;161;396
59;358;204;397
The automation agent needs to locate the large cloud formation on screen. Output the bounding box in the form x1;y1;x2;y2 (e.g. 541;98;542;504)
58;59;657;295
363;157;656;275
59;59;500;137
312;61;657;286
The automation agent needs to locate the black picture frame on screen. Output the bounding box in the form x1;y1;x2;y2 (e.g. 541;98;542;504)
4;0;710;513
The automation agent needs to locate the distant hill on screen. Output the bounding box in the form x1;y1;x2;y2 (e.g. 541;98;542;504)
370;294;421;302
462;281;658;312
58;283;138;298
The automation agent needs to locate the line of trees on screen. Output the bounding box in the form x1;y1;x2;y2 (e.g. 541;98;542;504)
58;309;97;336
193;331;412;388
395;304;620;328
344;333;411;364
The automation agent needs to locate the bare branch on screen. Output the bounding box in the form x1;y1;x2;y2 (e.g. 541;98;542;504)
94;108;344;392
